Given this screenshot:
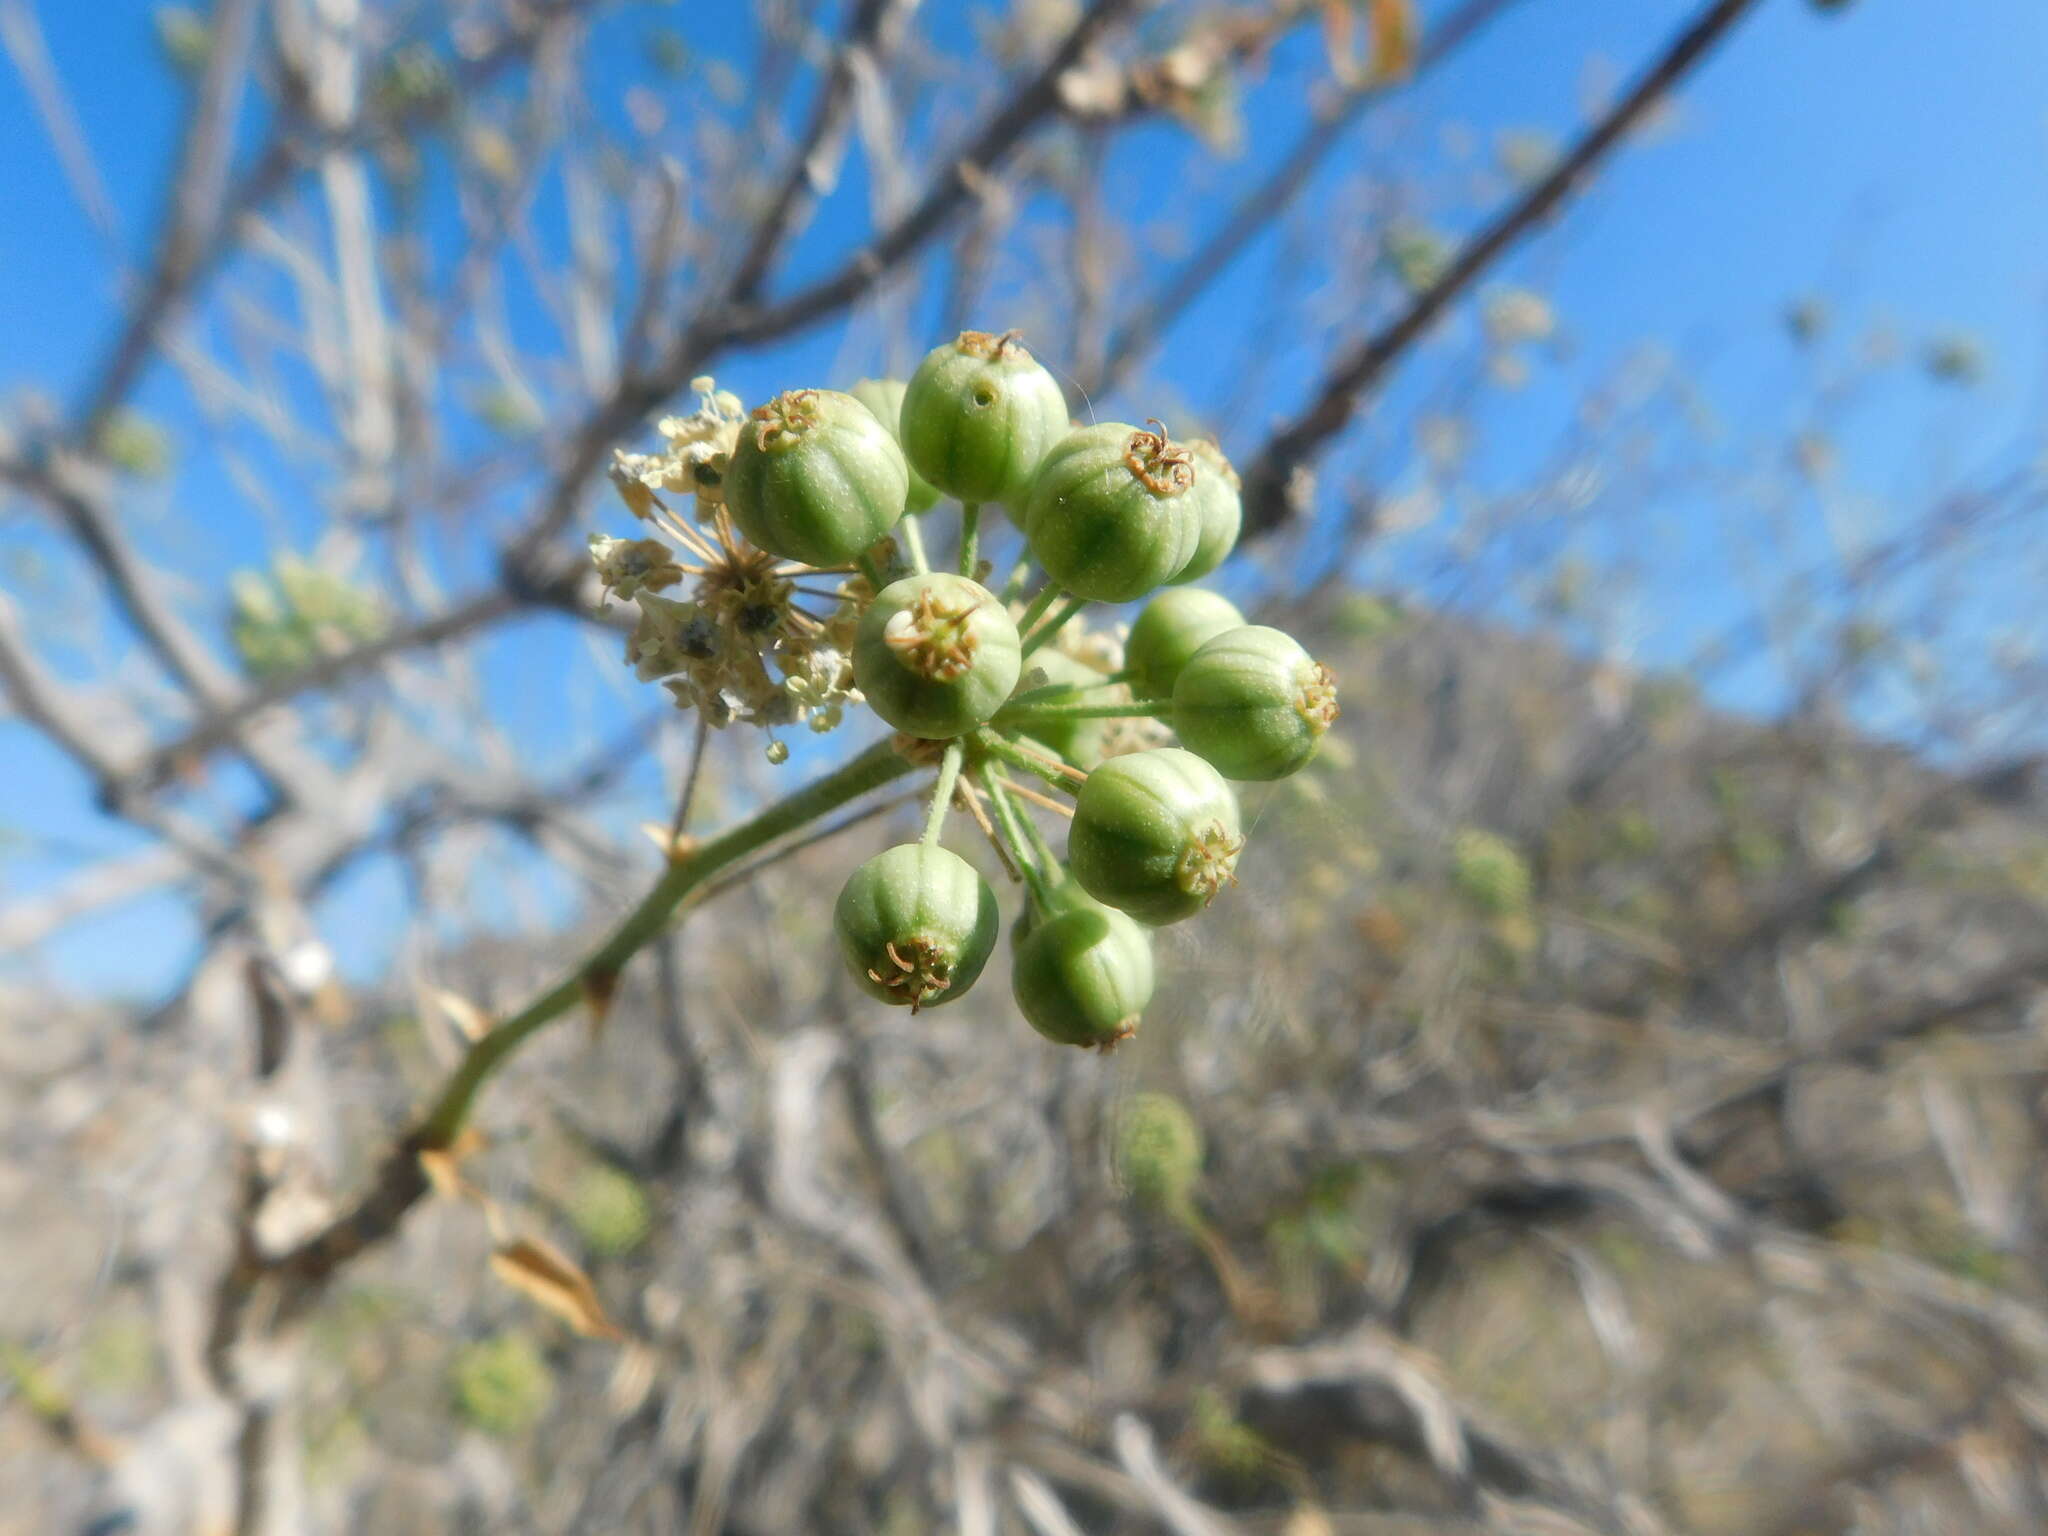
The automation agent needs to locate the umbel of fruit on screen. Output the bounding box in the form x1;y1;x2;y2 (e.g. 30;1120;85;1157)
724;387;910;566
900;331;1071;508
1068;747;1242;925
1173;625;1338;781
850;376;940;514
1009;649;1113;769
1170;438;1243;584
1124;587;1245;700
853;572;1022;738
835;844;1000;1010
1024;421;1201;602
1012;900;1156;1049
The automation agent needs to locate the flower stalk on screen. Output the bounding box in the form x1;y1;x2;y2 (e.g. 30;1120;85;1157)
958;502;981;576
982;768;1055;908
995;697;1173;726
1020;594;1088;658
973;729;1086;791
923;739;964;847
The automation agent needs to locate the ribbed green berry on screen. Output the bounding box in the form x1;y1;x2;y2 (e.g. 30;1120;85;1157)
1011;648;1112;769
1023;422;1202;602
1170;439;1242;583
853;572;1022;738
724;388;909;566
1117;1092;1204;1212
1011;903;1155;1050
1125;587;1245;699
900;331;1070;508
1172;626;1338;781
835;844;1000;1011
1069;747;1242;925
850;377;940;514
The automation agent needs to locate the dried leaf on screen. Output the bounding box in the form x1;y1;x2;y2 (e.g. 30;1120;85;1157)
640;822;699;862
606;1341;659;1416
1319;0;1358;85
427;985;492;1042
581;966;620;1041
490;1236;624;1341
418;1128;485;1203
1367;0;1419;82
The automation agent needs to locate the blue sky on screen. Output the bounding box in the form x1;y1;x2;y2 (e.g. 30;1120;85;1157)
3;0;2045;997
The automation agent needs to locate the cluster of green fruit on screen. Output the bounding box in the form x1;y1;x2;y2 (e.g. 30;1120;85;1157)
718;331;1339;1049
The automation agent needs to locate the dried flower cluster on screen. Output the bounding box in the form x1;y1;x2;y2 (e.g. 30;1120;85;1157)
593;378;868;750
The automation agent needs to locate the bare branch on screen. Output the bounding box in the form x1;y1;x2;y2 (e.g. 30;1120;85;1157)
725;0;919;305
71;0;265;443
1092;0;1528;396
0;0;119;244
1238;0;1765;537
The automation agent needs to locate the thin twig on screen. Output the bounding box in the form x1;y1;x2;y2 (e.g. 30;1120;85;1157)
1237;0;1766;538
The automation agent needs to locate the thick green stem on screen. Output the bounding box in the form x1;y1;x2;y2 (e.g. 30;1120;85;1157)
996;697;1173;727
1020;595;1087;659
899;514;930;575
417;739;911;1145
923;740;963;847
958;502;981;577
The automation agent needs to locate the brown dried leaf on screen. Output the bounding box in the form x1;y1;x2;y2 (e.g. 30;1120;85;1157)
418;1127;485;1202
640;821;700;863
427;984;492;1042
1367;0;1419;82
490;1236;624;1341
606;1341;659;1417
1319;0;1359;85
417;1156;461;1200
581;966;620;1042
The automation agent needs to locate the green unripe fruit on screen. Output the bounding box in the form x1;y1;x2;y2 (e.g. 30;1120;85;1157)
1023;422;1202;602
850;377;940;514
835;844;1000;1011
1125;587;1245;699
1011;903;1155;1050
1117;1092;1204;1211
1172;626;1338;781
1011;648;1112;768
724;388;909;566
1069;747;1242;925
1170;439;1242;583
854;573;1022;738
900;331;1070;508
